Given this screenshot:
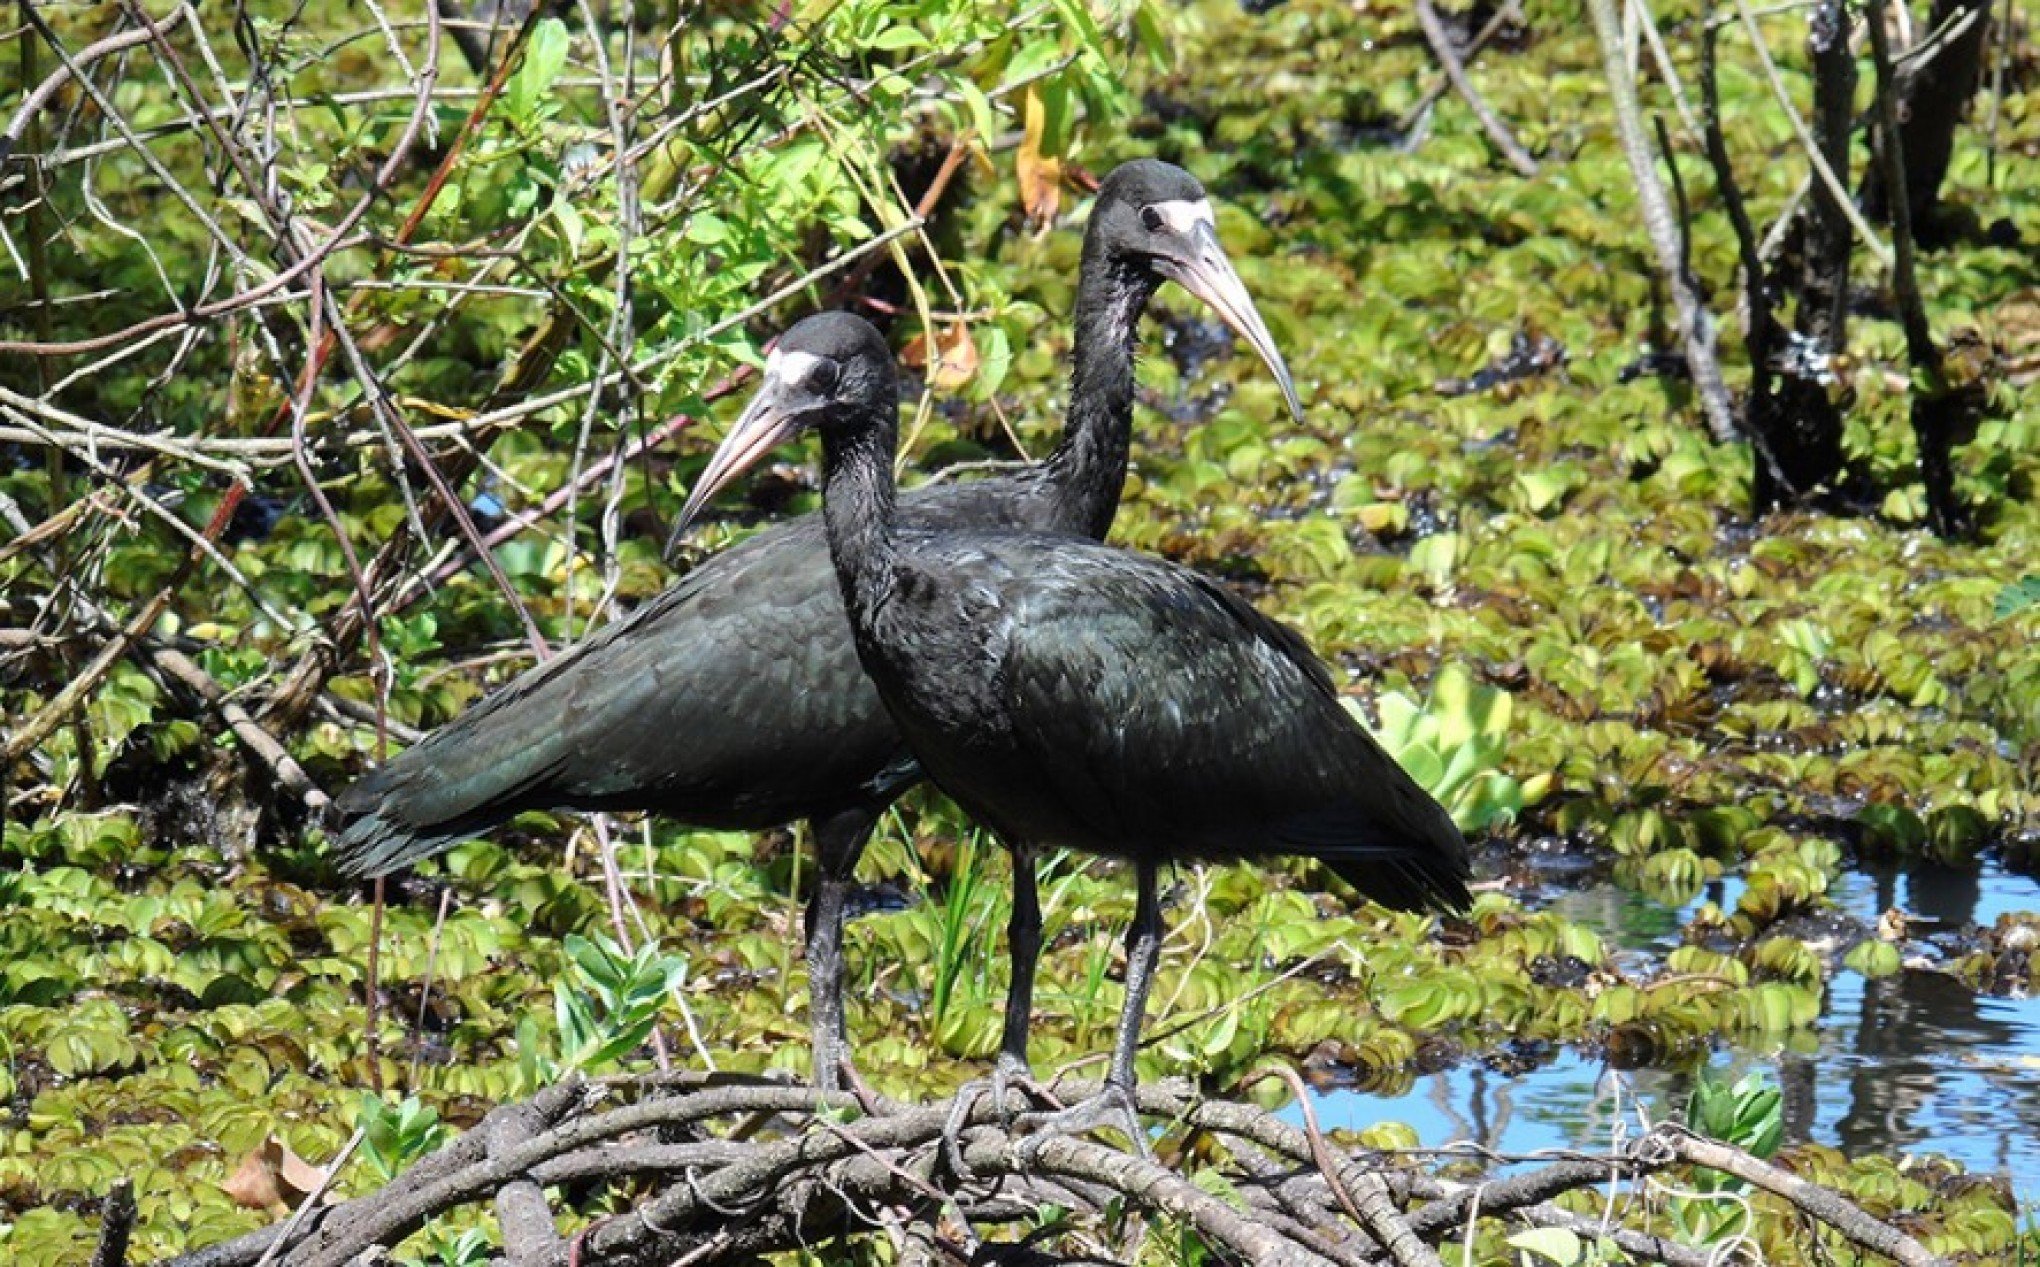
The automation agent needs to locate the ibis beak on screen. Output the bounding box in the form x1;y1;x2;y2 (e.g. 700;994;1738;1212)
1156;221;1304;423
665;384;806;563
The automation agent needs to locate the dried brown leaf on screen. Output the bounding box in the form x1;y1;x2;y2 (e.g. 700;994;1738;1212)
222;1135;331;1215
901;321;980;392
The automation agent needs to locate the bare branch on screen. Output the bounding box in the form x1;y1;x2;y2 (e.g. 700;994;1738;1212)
1584;0;1740;444
1411;0;1539;177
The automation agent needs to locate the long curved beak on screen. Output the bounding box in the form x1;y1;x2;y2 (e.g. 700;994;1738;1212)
665;385;804;563
1156;222;1304;423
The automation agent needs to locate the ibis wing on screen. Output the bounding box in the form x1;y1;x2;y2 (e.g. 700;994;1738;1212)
992;547;1469;912
333;520;901;876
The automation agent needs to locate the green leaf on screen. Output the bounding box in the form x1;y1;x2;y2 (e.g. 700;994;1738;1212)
507;18;570;122
955;80;997;143
1049;0;1109;61
553;198;586;258
1514;469;1575;514
1994;576;2040;620
1844;939;1902;979
869;24;926;51
1507;1227;1584;1265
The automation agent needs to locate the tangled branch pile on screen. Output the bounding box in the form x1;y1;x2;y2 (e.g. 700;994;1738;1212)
133;1073;1948;1267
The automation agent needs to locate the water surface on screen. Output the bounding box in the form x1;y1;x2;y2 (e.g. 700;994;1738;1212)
1300;860;2040;1204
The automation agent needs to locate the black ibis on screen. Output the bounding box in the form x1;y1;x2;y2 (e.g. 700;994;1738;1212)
331;160;1301;1091
676;312;1471;1138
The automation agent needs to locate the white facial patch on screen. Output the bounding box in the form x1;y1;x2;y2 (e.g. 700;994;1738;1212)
770;348;826;388
1149;198;1215;235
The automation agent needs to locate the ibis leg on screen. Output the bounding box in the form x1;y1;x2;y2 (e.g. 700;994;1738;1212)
806;805;878;1092
998;842;1042;1082
1108;857;1163;1093
940;841;1045;1177
1015;858;1160;1157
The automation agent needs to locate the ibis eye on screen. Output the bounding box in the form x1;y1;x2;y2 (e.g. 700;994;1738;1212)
1139;205;1165;232
807;361;840;393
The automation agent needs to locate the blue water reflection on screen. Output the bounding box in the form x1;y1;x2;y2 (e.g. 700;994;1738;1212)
1299;860;2040;1204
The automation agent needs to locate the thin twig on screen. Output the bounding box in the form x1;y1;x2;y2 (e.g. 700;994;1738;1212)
1584;0;1739;444
1411;0;1534;175
1729;0;1894;269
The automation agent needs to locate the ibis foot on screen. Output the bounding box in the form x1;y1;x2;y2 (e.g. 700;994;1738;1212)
1016;1081;1151;1163
940;1053;1039;1179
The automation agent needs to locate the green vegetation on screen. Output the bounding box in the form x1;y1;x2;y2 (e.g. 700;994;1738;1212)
2;0;2037;1261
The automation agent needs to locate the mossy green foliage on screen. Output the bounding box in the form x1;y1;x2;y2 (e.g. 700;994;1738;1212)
2;0;2037;1261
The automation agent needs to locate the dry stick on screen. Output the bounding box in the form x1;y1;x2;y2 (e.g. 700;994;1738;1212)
415;137;963;596
0;413;296;630
491;1096;571;1267
963;1132;1331;1267
1730;0;1893;270
601;1108;1331;1267
1696;0;1797;498
1665;1131;1947;1267
1;519;212;765
318;691;424;744
362;875;389;1095
290;272;392;765
150;646;328;809
248;1130;366;1267
417;403;705;590
256;10;547;737
1501;1200;1711;1267
148;1080;593;1267
89;1179;137;1267
2;0;437;768
1627;0;1702;143
0;498;327;809
0;405;478;465
1983;0;2012;185
0;6;189;159
146;1077;1923;1267
2;0;442;359
1583;0;1740;444
5;3;248;273
1411;0;1538;176
1255;1065;1444;1267
0;230;371;360
410;134;962;600
0;384;250;475
1395;1;1521;134
1401;1157;1643;1240
319;278;552;661
407;886;456;1088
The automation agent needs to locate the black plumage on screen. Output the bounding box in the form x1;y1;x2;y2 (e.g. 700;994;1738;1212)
331;160;1300;1090
678;312;1470;1130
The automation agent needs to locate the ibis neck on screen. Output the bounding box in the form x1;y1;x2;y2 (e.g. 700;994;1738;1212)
1044;258;1160;540
820;408;901;629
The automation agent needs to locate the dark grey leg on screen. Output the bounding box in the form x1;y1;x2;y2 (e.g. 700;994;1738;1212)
941;839;1045;1178
1108;858;1162;1093
807;805;878;1092
1014;858;1159;1156
998;842;1042;1081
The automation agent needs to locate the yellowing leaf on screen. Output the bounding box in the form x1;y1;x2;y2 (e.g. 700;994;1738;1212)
1015;84;1062;226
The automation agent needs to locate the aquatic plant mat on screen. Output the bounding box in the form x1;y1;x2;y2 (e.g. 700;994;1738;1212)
140;1073;1950;1267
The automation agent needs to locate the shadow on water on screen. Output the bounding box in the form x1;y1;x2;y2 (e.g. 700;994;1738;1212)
1299;860;2040;1203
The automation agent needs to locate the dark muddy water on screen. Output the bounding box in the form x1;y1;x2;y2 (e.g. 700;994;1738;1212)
1301;861;2040;1202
